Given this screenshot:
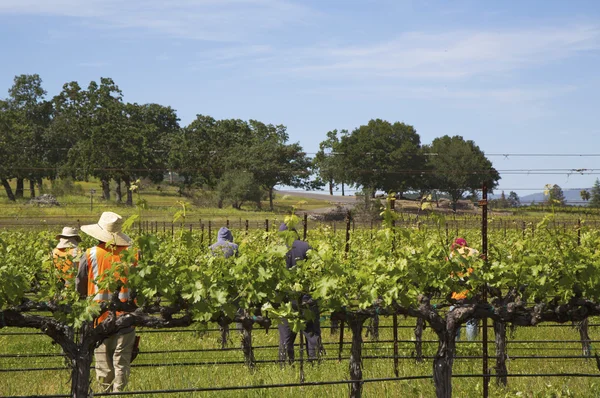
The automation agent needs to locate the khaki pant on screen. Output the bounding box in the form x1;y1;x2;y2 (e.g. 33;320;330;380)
94;330;136;392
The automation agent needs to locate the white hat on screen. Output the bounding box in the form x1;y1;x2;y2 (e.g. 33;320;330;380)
55;226;81;241
80;212;132;246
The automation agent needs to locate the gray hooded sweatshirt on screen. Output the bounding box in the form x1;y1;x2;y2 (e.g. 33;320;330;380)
210;227;239;258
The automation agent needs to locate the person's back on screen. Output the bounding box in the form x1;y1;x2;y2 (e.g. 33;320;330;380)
277;223;320;363
75;212;136;393
210;227;238;258
53;227;81;280
285;239;310;269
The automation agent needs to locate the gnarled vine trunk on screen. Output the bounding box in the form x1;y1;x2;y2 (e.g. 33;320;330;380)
494;320;508;386
71;344;94;398
414;317;424;362
241;318;255;369
578;318;592;358
433;329;457;398
366;314;379;341
348;315;367;398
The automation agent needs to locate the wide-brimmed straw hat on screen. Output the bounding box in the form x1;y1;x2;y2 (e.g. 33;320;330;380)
55;227;81;249
55;226;81;241
81;212;132;246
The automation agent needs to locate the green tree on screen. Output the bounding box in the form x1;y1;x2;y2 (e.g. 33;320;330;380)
171;116;252;188
216;171;264;209
313;129;350;195
507;191;520;208
0;99;18;200
589;179;600;208
241;120;312;211
337;119;424;197
580;189;591;203
545;184;566;206
498;191;509;208
121;103;180;204
425;135;500;211
4;74;52;198
62;78;145;203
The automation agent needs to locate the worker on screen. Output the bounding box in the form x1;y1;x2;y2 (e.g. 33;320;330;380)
52;226;81;281
278;223;321;364
449;238;480;341
75;212;136;392
210;227;239;258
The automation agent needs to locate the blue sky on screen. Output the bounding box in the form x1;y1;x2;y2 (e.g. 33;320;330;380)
1;0;600;196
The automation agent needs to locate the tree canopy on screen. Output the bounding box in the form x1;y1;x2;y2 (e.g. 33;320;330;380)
337;119;424;197
424;135;500;209
1;74;502;210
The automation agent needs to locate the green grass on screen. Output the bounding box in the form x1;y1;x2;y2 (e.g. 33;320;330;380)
2;317;600;397
0;178;334;228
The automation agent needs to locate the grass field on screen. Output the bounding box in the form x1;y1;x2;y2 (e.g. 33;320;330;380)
0;178;335;227
3;178;600;232
1;316;599;397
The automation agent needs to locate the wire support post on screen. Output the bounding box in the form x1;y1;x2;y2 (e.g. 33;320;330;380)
481;182;489;398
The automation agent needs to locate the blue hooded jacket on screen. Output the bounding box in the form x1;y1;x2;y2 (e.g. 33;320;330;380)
278;223;311;269
210;227;239;258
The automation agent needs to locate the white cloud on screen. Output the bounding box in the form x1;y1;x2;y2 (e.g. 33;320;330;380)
0;0;313;41
286;25;600;80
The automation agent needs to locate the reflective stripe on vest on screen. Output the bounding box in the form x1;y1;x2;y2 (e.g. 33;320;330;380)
89;247;99;295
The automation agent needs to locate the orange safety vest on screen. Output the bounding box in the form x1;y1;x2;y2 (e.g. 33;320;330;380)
52;247;79;280
85;244;133;326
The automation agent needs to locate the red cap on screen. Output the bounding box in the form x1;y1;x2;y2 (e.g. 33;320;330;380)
451;238;467;250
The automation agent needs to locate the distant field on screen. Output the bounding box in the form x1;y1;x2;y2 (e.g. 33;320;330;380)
0;178;337;228
2;178;600;230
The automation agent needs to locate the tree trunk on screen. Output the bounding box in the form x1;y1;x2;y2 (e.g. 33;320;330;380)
329;181;333;195
342;182;345;196
494;320;508;386
115;177;122;203
433;330;456;398
123;177;133;206
578;318;592;358
15;177;24;198
71;345;94;398
2;178;16;201
348;315;367;398
101;178;110;200
414;317;424;363
29;179;36;198
269;188;274;211
36;178;43;194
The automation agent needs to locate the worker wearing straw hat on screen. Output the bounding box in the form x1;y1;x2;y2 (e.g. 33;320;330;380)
75;212;136;393
52;227;81;280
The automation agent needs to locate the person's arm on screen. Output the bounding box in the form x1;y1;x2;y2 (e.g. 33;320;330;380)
75;254;88;298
